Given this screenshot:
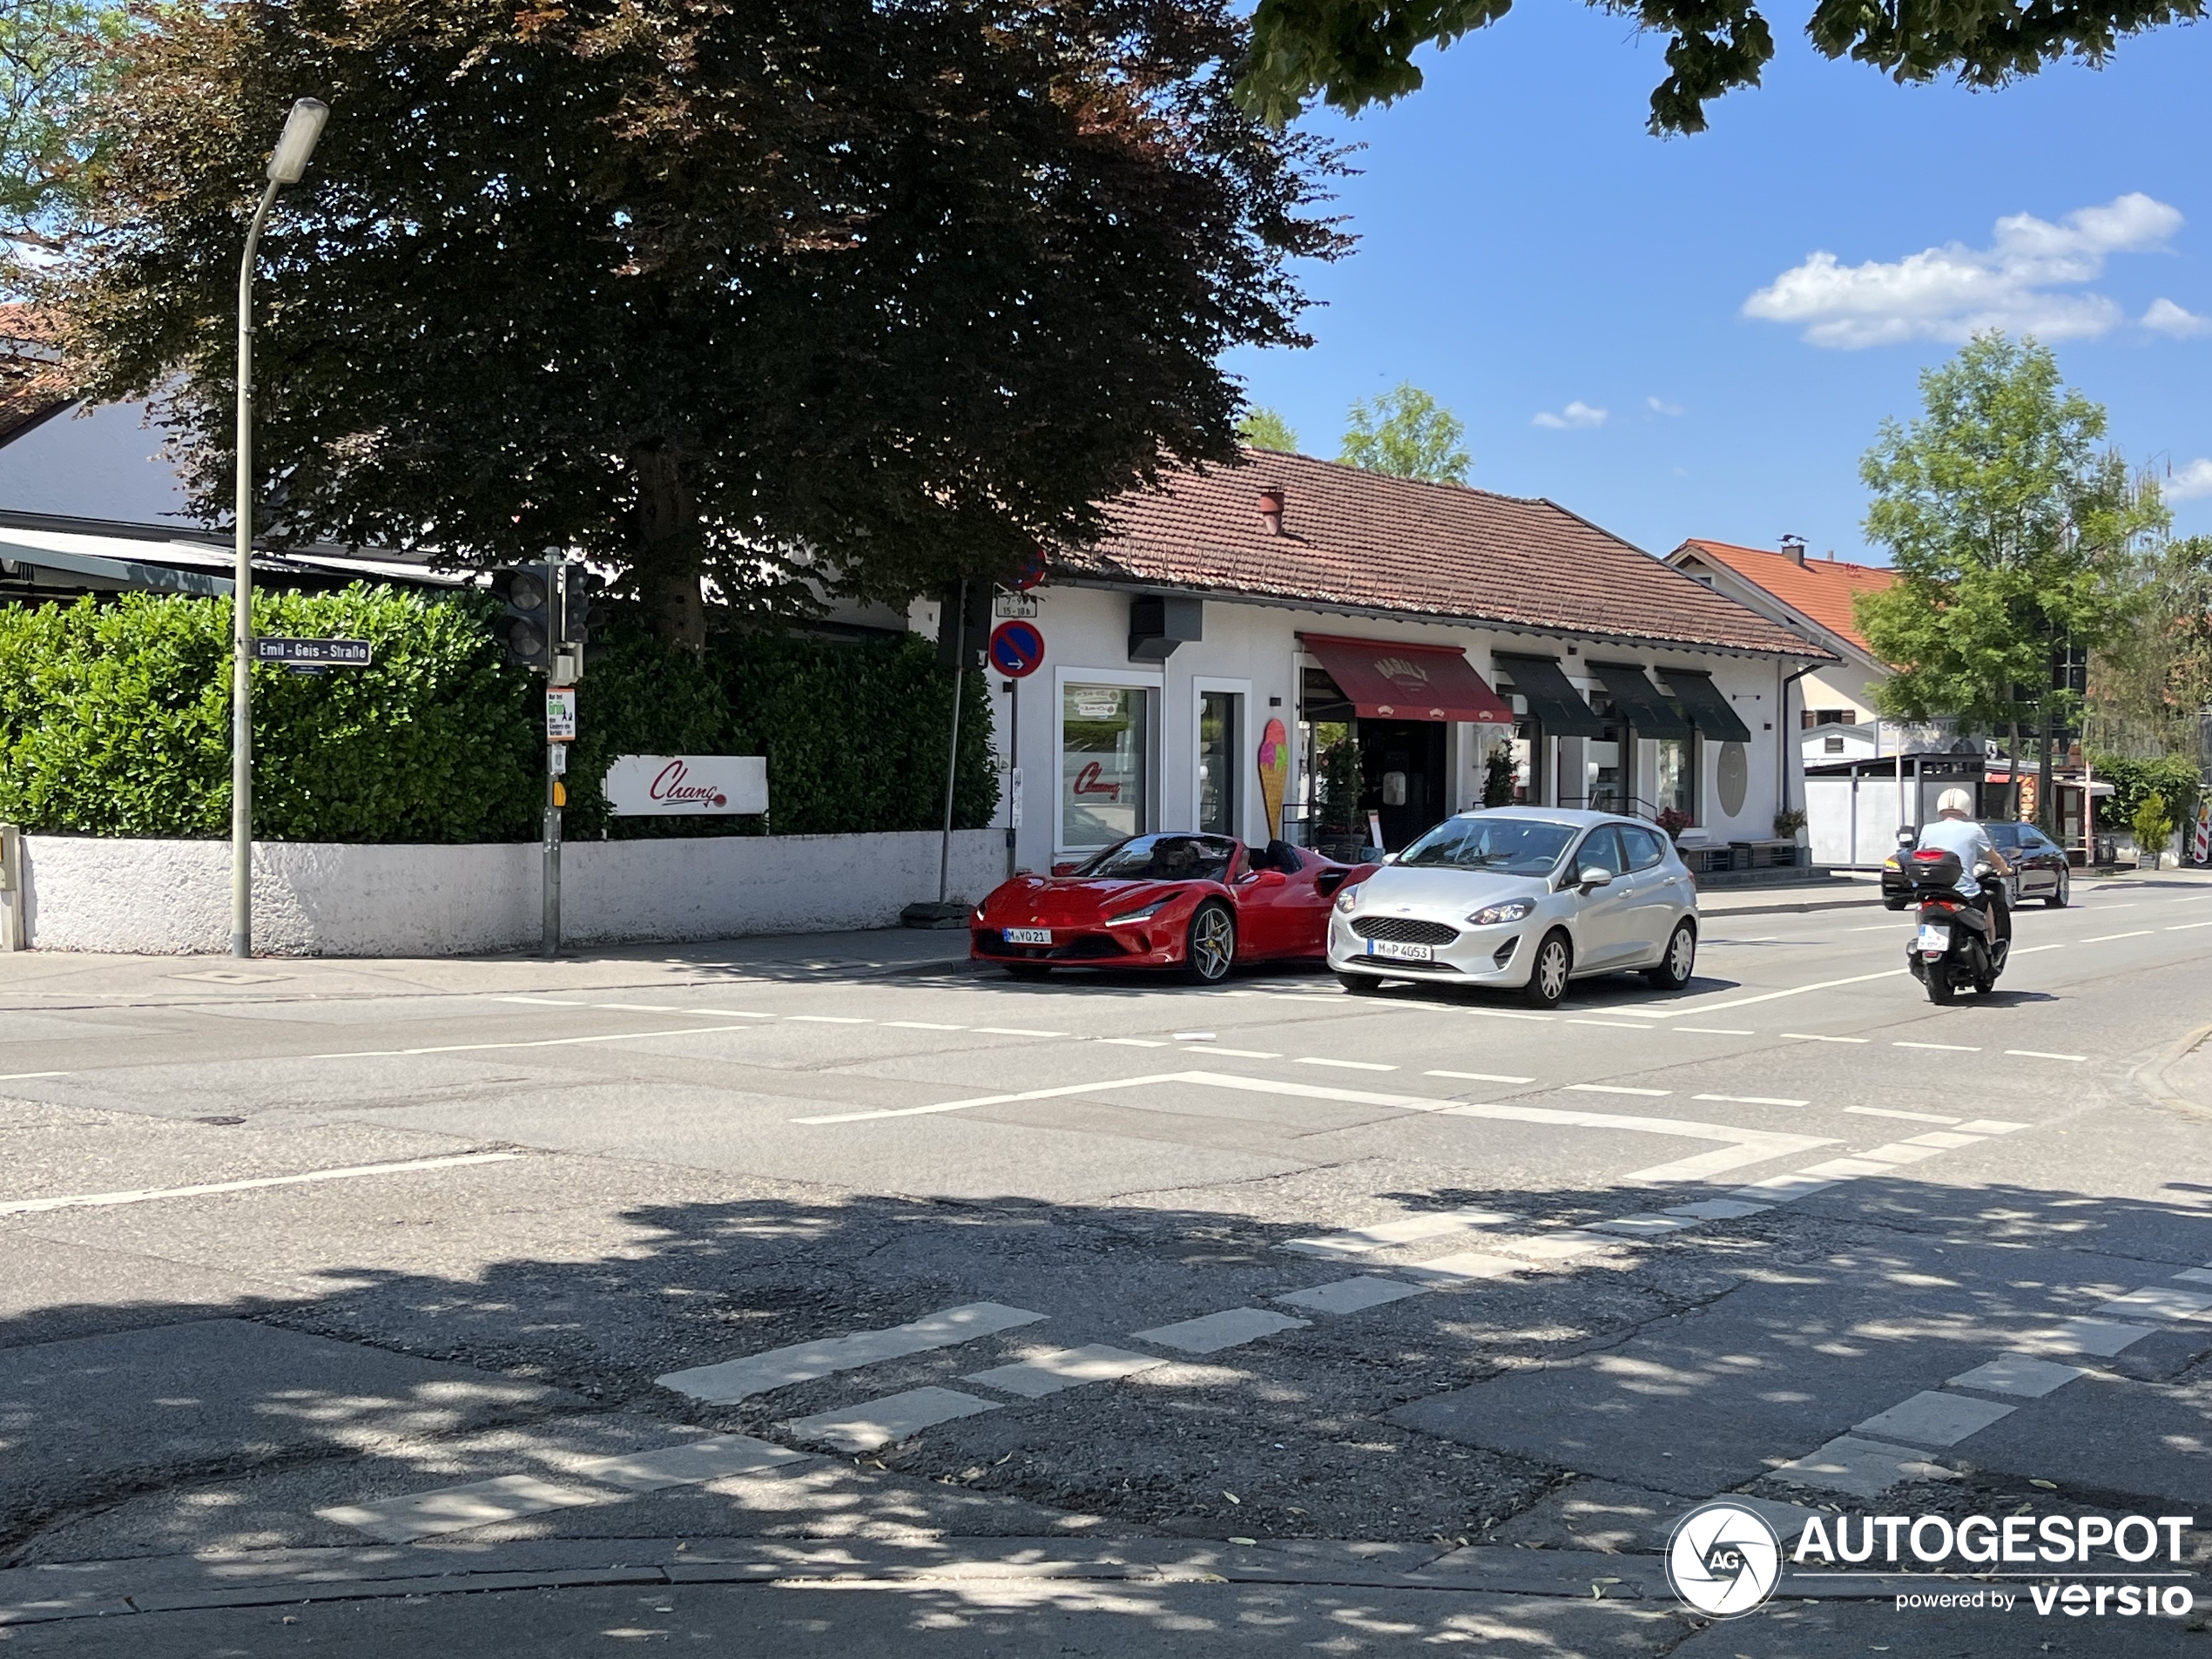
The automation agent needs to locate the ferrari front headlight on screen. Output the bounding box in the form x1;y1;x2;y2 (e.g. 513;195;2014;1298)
1105;900;1169;926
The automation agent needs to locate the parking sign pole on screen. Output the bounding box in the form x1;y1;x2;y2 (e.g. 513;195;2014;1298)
543;556;563;958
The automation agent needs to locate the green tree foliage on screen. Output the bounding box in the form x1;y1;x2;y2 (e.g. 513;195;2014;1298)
2087;752;2199;835
1854;334;2164;826
2092;533;2212;753
0;590;997;840
1337;382;1470;483
1240;0;2204;137
1238;406;1300;451
0;0;121;273
53;0;1347;644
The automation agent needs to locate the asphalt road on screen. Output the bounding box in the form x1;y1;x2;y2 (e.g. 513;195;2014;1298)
3;873;2210;1656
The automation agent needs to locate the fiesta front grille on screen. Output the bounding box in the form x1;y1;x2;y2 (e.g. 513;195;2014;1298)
1353;916;1460;947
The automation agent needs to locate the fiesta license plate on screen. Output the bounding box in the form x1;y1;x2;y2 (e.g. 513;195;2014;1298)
1917;924;1950;953
1368;939;1433;962
1003;927;1051;946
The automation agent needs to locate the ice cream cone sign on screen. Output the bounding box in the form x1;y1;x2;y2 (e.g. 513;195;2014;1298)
1258;718;1290;840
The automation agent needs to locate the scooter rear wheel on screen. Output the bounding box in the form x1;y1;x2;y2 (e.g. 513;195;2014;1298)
1925;968;1956;1005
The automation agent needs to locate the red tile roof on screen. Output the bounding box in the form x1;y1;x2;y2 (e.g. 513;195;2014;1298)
1054;449;1828;658
1673;538;1896;658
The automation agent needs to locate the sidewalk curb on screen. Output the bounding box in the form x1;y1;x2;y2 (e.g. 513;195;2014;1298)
1697;892;1884;919
2133;1020;2212;1123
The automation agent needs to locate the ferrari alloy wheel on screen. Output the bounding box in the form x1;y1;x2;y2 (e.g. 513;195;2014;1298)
1646;920;1696;991
1524;929;1571;1008
1184;901;1237;985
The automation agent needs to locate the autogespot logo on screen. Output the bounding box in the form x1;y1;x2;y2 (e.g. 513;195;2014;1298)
1668;1501;1784;1617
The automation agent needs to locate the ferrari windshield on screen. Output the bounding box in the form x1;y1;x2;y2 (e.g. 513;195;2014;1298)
1077;834;1237;882
1397;815;1576;876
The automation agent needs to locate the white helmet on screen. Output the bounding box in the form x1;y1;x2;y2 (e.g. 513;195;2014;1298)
1937;787;1973;817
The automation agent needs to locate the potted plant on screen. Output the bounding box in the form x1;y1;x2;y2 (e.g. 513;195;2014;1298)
1773;807;1808;842
1482;741;1515;808
2132;791;2173;872
1656;806;1693;841
1317;737;1366;863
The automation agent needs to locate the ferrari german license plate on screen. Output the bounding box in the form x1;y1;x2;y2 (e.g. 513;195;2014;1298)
1368;939;1433;962
1003;927;1051;946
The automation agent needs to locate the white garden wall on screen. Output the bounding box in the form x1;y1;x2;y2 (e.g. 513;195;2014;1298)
17;829;1006;956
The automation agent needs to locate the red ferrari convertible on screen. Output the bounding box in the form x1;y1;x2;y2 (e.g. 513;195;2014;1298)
970;833;1374;985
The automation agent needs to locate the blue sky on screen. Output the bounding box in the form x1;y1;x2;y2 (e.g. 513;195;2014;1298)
1224;11;2212;563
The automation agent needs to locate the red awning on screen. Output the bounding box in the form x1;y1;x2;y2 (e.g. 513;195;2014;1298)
1299;634;1514;724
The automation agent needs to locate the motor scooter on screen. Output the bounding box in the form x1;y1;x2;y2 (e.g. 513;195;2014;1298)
1898;830;2007;1005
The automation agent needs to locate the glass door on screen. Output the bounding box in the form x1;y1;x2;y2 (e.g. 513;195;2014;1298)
1197;691;1240;837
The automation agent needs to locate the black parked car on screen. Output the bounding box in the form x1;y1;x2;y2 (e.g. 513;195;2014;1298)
1883;820;2071;910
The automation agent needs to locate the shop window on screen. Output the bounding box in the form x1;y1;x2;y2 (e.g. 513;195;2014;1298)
1655;737;1694;822
1496;684;1536;805
1197;691;1241;837
1062;685;1149;848
1583;691;1624;813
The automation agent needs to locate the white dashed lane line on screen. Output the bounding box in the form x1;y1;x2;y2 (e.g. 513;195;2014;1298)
1426;1070;1535;1084
2081;930;2154;943
1696;1093;1810;1107
1893;1041;1980;1052
1568;1083;1670;1097
1847;1105;1961;1124
1297;1056;1396;1072
1784;1033;1870;1044
1;1151;524;1217
2006;1049;2086;1062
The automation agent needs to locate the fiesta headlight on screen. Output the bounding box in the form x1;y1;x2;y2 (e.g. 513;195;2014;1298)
1106;900;1169;926
1333;884;1364;914
1467;900;1535;926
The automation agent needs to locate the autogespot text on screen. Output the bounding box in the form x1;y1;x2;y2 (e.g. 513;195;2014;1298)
1790;1511;2199;1619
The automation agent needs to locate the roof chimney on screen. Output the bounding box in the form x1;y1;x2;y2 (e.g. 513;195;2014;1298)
1779;533;1807;566
1258;487;1285;536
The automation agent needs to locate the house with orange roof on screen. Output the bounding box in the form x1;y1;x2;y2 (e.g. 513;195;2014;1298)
1662;537;1896;733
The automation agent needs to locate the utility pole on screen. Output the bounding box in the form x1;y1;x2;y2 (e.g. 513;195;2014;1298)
543;556;567;958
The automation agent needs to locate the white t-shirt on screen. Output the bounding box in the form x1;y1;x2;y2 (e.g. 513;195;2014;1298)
1916;817;1996;898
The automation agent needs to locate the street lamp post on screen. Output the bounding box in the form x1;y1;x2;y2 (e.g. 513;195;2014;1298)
231;98;328;959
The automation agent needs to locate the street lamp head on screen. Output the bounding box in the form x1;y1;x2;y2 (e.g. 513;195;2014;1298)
266;98;329;185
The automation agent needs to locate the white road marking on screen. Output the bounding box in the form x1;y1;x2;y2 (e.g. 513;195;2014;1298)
883;1021;966;1030
495;996;589;1006
2167;921;2212;932
312;1025;752;1059
796;1073;1184;1124
1695;1093;1810;1107
1630;968;1908;1016
973;1027;1064;1037
1674;1027;1754;1035
1846;1106;1960;1123
1729;1172;1845;1201
698;1009;774;1019
1588;1213;1700;1237
1893;1041;1980;1052
2082;930;2153;943
1210;1049;1285;1059
784;1386;1000;1453
1567;1019;1649;1028
1567;1083;1671;1096
1902;1131;1985;1149
788;1015;870;1024
2009;943;2062;954
0;1070;70;1082
1284;1205;1516;1258
2005;1049;2086;1062
1665;1197;1770;1220
1132;1306;1309;1354
595;1002;685;1012
1296;1056;1396;1071
0;1150;523;1217
658;1303;1046;1403
1425;1069;1536;1083
1455;1008;1554;1022
1784;1033;1869;1043
1952;1118;2029;1134
1099;1037;1168;1048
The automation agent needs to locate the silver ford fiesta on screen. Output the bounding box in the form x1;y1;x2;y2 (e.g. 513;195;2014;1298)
1325;807;1699;1008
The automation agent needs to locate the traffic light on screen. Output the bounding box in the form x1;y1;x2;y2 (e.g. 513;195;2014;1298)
561;567;609;652
490;564;553;671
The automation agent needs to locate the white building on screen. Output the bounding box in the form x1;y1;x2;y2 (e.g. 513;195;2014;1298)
1663;537;1897;728
934;450;1832;874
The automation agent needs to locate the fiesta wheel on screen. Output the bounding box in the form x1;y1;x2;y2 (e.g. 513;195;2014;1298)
1645;920;1696;991
1183;900;1238;985
1524;929;1572;1008
1337;971;1385;995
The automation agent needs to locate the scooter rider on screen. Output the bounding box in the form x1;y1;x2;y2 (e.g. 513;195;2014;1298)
1917;788;2014;948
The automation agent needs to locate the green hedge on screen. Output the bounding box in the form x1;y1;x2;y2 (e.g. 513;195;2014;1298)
0;589;997;842
2087;752;2202;836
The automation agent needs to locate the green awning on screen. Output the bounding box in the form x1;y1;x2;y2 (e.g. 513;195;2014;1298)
1491;654;1606;738
1588;661;1692;738
1662;668;1754;744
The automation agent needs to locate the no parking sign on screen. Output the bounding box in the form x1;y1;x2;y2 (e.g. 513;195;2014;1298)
989;619;1045;678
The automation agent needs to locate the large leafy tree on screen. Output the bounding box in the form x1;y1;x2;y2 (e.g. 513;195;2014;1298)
54;0;1345;642
1337;381;1468;482
1854;334;2164;829
1;0;121;273
1241;0;2204;135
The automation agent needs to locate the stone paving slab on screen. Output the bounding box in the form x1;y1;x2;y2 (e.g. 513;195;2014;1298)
1851;1390;2017;1447
1946;1355;2087;1398
656;1303;1047;1404
1769;1434;1959;1499
782;1386;1001;1453
316;1473;614;1543
1130;1307;1309;1354
961;1345;1167;1399
1271;1276;1431;1315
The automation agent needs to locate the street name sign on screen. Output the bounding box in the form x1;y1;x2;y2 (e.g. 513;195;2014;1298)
254;637;371;666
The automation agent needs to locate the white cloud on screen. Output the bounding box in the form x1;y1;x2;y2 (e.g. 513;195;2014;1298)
2144;298;2212;338
1743;192;2183;349
1647;395;1687;417
1534;400;1608;429
2168;459;2212;501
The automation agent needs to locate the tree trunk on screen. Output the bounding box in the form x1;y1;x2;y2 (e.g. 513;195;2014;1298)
629;448;706;649
2037;702;2056;835
2006;718;2021;820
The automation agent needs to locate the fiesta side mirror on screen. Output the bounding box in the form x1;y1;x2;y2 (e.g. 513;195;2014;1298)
1579;867;1613;890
